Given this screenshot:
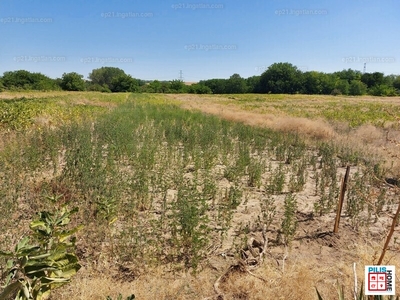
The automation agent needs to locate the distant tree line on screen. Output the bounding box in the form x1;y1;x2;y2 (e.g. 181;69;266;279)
199;63;400;96
1;63;399;96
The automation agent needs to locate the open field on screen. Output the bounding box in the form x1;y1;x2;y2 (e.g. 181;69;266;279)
171;94;400;177
173;94;400;128
1;92;399;299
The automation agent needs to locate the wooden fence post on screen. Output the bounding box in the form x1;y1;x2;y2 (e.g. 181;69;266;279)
333;165;350;234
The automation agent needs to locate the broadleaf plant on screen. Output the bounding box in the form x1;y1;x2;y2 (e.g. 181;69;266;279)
0;206;82;300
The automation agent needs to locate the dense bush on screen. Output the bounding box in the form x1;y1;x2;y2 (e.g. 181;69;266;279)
1;70;60;91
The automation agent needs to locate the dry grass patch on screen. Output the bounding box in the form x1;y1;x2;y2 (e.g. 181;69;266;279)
175;96;336;140
49;237;400;299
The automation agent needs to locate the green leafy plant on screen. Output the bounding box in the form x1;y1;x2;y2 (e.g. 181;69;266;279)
281;193;297;245
170;181;210;271
267;163;285;194
288;158;307;192
247;159;263;188
259;193;276;230
0;207;82;300
95;195;118;224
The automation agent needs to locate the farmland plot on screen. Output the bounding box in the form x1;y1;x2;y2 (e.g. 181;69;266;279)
0;93;399;299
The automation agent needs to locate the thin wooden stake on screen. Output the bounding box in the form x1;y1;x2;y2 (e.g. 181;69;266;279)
334;165;350;233
377;197;400;265
353;262;357;300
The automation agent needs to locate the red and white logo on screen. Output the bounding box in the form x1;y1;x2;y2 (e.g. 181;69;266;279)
368;273;386;291
365;266;395;296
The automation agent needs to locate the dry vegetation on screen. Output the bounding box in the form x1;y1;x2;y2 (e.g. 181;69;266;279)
171;93;400;176
1;92;399;299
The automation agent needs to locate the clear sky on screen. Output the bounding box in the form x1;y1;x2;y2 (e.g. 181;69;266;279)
0;0;399;82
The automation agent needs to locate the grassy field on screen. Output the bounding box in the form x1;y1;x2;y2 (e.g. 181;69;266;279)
0;92;399;299
183;93;400;128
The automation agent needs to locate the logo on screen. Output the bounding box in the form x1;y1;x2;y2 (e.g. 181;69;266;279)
365;266;395;295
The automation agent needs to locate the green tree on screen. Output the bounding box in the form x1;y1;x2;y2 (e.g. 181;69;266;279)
141;80;171;93
225;73;247;93
60;72;86;91
369;84;397;96
246;75;261;93
383;74;396;87
160;81;170;93
361;72;384;88
319;73;337;94
110;74;139;92
187;83;212;94
393;76;400;92
301;71;325;94
169;80;186;93
259;62;303;94
88;67;127;90
147;80;162;93
334;68;362;82
35;76;59;90
200;79;227;94
334;79;350;95
86;83;111;92
349;80;367;95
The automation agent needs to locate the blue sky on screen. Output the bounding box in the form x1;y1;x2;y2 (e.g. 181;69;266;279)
0;0;399;82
